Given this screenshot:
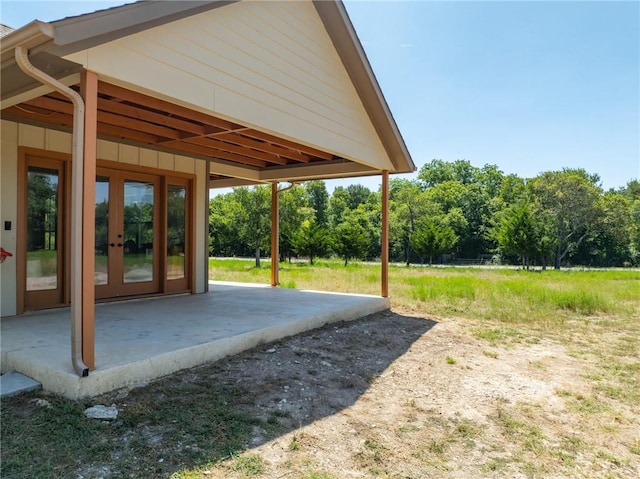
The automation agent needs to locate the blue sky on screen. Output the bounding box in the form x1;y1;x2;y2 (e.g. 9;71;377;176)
2;0;638;192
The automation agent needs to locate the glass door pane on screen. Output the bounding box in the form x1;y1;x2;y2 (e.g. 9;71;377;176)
167;185;186;280
122;180;155;284
95;176;110;285
26;167;60;291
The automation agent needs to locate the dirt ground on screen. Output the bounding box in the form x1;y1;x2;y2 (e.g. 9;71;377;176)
162;309;639;478
6;309;638;479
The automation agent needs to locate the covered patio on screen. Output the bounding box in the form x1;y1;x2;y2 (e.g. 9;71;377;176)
0;282;389;399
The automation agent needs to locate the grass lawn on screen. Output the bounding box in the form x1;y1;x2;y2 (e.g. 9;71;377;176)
212;258;638;325
2;260;638;478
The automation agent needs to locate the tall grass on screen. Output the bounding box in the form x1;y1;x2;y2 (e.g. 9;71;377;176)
209;259;640;329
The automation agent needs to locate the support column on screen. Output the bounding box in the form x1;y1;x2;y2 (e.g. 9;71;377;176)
271;182;279;286
205;160;211;293
381;170;389;298
80;70;97;370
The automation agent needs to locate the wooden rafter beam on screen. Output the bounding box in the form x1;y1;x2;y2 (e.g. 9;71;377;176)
97;123;160;144
2;105;74;128
241;130;335;161
185;137;288;166
22;95;180;140
161;140;267;168
4;81;343;171
95;98;209;136
97;81;239;131
213;132;311;163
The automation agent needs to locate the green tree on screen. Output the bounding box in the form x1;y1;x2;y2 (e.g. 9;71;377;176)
498;174;527;206
237;186;272;267
304;180;329;226
410;219;458;265
291;221;329;264
328;186;350;228
529;169;602;269
332;220;370;266
577;192;635;266
389;179;442;264
279;186;313;262
418;159;481;188
345;184;372;210
209;191;244;257
491;202;539;269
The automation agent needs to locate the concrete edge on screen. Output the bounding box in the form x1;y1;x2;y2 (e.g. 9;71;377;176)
4;297;390;399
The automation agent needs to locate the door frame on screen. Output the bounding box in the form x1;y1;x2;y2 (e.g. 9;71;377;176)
17;147;197;313
95;167;162;299
17;148;72;313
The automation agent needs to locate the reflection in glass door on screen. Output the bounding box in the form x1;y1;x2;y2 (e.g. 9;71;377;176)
166;180;190;292
123;180;155;284
95;176;110;286
167;184;186;280
23;159;66;311
95;169;159;299
26;167;60;291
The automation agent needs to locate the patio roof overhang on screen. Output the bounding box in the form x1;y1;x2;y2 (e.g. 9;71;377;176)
1;1;415;187
1;79;380;188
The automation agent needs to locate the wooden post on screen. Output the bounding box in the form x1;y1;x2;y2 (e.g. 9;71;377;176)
271;182;279;286
381;170;389;298
80;70;97;370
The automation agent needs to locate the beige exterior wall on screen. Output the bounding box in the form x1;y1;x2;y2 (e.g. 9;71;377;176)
64;0;393;171
1;120;19;316
0;121;207;316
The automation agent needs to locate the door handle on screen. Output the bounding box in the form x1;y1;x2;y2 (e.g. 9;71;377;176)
117;243;124;247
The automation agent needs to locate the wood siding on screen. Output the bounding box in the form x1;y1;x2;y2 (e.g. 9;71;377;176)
64;1;393;171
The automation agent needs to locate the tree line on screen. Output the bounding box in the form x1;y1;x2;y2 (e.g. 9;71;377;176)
209;160;640;269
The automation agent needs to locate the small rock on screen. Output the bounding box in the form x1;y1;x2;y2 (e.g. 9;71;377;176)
265;348;276;354
31;398;51;409
321;360;332;368
84;404;118;421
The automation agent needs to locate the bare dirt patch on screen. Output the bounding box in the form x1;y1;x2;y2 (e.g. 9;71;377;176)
3;310;639;479
202;310;638;479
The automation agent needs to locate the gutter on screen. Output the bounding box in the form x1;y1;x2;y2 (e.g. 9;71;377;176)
0;21;54;58
14;45;89;377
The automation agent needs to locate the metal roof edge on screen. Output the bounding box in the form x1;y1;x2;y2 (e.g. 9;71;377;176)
313;0;415;174
1;21;54;58
46;0;236;57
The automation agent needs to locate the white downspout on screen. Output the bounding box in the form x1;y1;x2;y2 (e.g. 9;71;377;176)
15;46;89;377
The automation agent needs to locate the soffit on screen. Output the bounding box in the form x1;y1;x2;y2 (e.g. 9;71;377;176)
0;81;373;184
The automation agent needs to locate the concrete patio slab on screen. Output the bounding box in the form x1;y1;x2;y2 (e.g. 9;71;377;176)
0;371;42;398
1;282;389;399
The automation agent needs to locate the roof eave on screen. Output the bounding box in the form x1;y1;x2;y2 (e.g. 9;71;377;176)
313;0;415;174
46;0;237;58
0;21;54;60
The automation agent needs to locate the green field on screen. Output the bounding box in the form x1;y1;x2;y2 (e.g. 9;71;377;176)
211;258;639;328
